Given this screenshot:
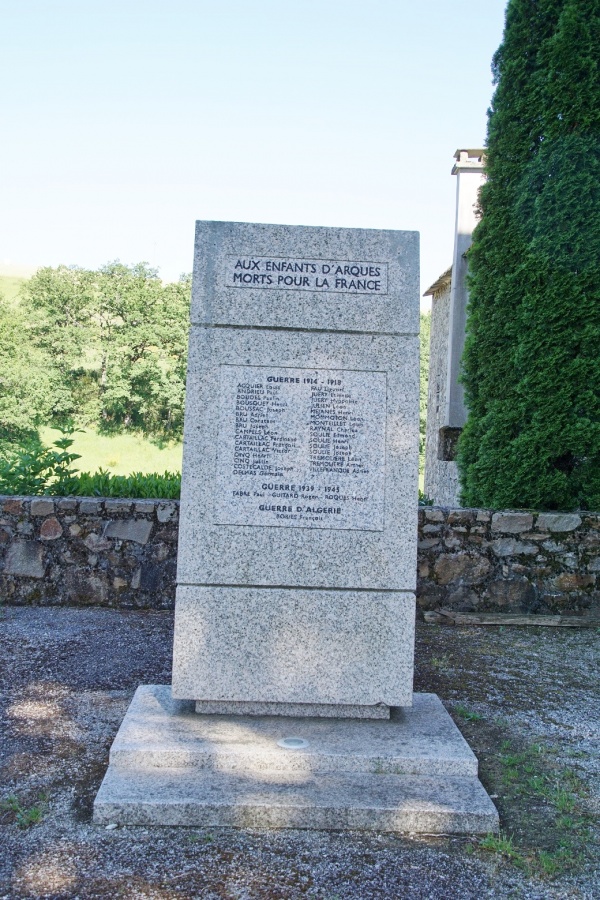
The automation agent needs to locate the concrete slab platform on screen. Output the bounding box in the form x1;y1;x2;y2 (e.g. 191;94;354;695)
93;686;498;834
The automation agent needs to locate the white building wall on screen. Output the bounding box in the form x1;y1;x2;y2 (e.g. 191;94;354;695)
423;278;461;506
423;149;485;507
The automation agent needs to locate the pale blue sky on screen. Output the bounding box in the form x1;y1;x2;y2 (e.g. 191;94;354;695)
1;0;507;295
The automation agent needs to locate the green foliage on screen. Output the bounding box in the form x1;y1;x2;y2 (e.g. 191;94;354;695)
18;262;191;440
0;429;82;496
1;794;47;828
459;0;600;510
0;430;180;499
0;294;70;440
74;469;180;499
454;703;483;722
482;738;592;878
480;832;525;865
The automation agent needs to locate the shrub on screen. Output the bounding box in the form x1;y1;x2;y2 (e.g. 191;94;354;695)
458;0;600;511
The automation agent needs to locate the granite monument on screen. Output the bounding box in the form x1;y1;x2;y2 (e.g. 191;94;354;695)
94;221;498;833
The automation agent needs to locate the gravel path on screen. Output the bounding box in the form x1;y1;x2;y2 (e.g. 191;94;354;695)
1;606;599;899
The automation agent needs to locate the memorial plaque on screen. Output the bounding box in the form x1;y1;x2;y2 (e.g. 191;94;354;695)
224;255;389;294
214;364;386;530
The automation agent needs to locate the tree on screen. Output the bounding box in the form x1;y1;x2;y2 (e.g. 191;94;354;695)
21;263;191;439
458;0;600;510
0;293;70;442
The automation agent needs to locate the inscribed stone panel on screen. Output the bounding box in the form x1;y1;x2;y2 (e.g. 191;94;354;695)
214;365;386;530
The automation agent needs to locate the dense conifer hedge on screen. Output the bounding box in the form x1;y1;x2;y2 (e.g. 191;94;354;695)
458;0;600;510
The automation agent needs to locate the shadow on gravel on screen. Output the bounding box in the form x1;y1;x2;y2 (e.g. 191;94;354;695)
1;606;598;899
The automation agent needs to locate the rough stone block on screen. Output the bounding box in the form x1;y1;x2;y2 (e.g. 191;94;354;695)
84;532;111;552
104;499;133;514
552;574;595;592
172;586;415;710
134;500;158;514
4;541;45;578
105;519;153;545
536;513;583;533
30;498;55;516
79;500;102;515
157;502;177;523
491;512;534;534
447;509;477;525
433;553;491;585
418;538;440;550
484;578;536;609
2;498;25;515
40;517;63;541
57;498;78;511
491;538;538;557
64;570;110;605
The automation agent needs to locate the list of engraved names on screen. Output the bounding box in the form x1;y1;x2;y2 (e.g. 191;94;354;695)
214;365;386;530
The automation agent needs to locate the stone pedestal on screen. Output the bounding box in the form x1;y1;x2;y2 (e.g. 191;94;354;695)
94;686;499;833
94;220;498;833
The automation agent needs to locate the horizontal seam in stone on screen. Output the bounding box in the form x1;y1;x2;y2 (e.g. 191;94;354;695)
190;323;419;338
177;582;413;594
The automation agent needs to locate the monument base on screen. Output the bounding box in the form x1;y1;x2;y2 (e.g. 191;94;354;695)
94;686;498;834
195;699;391;719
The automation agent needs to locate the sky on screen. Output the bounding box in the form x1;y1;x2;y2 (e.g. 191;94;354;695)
0;0;507;299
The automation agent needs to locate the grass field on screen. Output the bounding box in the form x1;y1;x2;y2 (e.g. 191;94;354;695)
40;427;183;476
0;274;28;303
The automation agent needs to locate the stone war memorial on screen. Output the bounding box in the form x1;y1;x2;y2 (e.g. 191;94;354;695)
94;221;498;832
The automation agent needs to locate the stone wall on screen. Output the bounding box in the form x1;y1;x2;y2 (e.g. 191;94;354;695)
0;496;178;609
417;507;600;616
1;496;599;616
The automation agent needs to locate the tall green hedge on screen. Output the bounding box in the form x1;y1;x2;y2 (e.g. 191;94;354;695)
458;0;600;510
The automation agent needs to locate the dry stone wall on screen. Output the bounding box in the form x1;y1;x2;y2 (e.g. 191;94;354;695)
1;496;598;616
0;496;178;609
417;507;600;616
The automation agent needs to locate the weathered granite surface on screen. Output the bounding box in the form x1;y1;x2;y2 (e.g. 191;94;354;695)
172;587;415;709
106;686;479;777
177;327;420;591
190;220;419;335
193;699;391;720
173;221;421;714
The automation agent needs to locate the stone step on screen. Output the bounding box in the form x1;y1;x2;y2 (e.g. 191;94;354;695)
94;766;498;833
108;686;479;777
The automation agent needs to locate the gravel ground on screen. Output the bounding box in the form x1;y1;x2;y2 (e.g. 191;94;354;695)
1;606;599;899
